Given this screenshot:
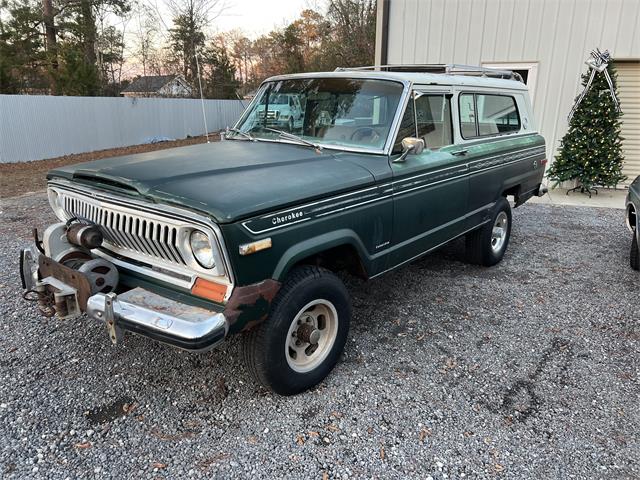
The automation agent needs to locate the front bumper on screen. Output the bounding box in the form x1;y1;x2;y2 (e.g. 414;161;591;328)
86;288;227;351
21;250;281;352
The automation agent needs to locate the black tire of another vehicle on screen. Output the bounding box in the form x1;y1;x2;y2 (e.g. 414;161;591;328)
242;266;351;395
288;118;294;132
465;196;512;266
630;233;640;271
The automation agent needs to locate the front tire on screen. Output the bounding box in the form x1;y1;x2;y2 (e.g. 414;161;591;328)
465;197;512;266
242;266;351;395
631;233;639;271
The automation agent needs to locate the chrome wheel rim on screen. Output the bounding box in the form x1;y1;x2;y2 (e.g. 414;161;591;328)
491;211;508;253
285;299;338;373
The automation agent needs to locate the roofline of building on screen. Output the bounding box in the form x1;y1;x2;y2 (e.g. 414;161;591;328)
121;75;185;94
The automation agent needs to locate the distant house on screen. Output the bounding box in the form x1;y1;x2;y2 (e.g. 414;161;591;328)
120;75;193;98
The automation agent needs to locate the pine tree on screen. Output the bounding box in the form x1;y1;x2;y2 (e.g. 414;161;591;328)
548;60;626;191
203;44;240;99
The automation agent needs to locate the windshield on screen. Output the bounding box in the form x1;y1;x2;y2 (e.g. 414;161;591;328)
234;78;405;151
269;94;291;105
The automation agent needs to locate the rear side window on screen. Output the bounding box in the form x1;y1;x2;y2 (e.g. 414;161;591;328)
459;93;521;138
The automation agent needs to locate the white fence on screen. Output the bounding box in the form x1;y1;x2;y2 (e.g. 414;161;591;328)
0;95;247;163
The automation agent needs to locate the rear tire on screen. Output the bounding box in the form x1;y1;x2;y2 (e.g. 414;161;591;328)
631;233;639;271
242;266;351;395
465;197;512;266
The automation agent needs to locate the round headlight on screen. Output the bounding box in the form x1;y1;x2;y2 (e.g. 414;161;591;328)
190;230;215;269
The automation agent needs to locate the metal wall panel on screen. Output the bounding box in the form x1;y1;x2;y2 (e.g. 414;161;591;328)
379;0;640;168
0;96;246;163
618;62;640;183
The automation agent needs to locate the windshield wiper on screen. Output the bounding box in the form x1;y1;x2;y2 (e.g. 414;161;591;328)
225;127;255;141
265;127;323;151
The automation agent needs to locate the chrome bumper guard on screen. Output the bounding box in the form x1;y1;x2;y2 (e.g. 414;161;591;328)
86;288;228;352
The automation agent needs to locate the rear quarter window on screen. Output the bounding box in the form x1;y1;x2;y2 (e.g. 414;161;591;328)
459;93;521;139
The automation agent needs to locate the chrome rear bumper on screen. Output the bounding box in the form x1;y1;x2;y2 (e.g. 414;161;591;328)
86;288;228;352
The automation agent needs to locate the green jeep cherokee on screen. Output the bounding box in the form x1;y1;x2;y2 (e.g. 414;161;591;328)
21;65;547;395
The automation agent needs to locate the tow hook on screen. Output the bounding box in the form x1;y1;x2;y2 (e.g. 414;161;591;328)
102;292;123;344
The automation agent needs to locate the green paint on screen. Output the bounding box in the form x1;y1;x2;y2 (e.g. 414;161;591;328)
47;88;545;294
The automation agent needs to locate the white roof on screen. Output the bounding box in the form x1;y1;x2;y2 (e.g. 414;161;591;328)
265;70;528;91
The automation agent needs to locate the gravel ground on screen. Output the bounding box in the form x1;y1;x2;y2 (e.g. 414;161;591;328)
0;193;638;479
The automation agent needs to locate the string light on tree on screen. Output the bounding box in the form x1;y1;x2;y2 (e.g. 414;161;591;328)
548;49;626;197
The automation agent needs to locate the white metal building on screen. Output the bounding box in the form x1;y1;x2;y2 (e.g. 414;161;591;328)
375;0;640;185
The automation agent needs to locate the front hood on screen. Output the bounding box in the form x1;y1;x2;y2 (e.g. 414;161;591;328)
47;140;377;223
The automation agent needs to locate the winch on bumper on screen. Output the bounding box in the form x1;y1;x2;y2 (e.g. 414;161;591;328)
20;221;281;352
20;219;251;351
21;248;229;352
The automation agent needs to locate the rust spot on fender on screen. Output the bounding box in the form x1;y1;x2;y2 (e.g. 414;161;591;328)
224;279;280;333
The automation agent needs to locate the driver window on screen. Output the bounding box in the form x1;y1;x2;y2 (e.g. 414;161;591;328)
415;94;453;149
392;98;416;154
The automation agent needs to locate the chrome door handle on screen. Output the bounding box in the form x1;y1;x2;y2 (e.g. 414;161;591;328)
452;149;468;156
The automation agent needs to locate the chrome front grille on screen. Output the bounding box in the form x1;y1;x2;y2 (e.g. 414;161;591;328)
47;182;232;295
61;195;187;266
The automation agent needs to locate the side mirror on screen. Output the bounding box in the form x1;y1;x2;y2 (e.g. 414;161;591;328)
394;137;425;163
402;137;425;155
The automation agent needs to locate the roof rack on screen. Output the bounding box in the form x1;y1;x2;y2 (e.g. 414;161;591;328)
335;64;523;82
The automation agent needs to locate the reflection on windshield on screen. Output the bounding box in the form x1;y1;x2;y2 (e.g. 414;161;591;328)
235;78;404;151
268;94;290;105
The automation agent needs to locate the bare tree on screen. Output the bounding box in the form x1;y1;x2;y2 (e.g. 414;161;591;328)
164;0;226;29
220;29;250;85
132;2;160;77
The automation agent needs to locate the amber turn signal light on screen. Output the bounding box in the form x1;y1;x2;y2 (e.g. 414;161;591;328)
191;278;227;302
239;238;272;256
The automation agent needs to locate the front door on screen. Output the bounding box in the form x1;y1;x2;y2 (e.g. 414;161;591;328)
389;90;469;266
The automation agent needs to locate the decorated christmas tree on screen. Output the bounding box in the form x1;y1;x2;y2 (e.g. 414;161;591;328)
548;51;626;193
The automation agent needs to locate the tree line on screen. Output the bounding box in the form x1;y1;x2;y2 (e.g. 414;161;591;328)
0;0;376;98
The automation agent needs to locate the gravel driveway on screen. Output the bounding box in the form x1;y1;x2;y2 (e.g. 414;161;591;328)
0;193;638;479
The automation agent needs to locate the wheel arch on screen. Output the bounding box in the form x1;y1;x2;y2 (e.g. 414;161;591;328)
627;202;637;232
272;229;370;281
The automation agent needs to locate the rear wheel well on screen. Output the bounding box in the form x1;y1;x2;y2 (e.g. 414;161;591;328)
502;185;521;200
292;244;367;279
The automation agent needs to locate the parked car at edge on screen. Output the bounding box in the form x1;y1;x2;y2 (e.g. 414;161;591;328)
20;65;547;395
626;175;640;270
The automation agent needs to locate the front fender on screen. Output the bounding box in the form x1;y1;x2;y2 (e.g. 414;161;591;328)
272;228;370;281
